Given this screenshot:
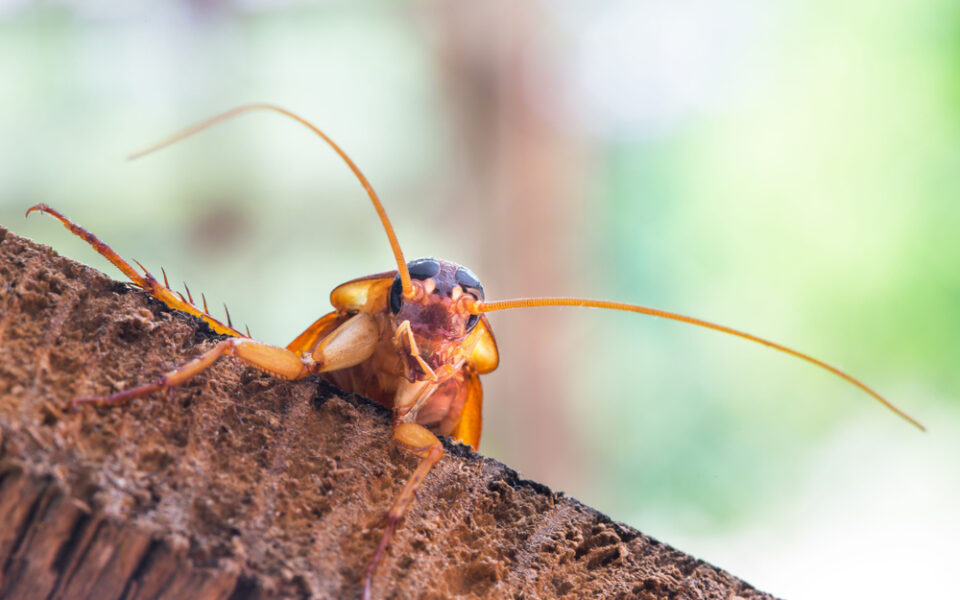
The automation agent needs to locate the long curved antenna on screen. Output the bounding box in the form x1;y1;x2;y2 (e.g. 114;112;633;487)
129;103;413;296
473;297;925;431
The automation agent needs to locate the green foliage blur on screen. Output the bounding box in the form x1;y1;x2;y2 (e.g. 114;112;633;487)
1;2;957;598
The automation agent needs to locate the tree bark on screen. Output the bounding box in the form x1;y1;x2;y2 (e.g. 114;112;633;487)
0;227;778;600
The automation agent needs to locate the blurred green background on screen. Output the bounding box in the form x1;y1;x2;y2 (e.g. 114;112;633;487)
2;1;958;598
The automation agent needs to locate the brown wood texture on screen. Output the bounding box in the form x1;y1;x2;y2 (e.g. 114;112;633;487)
0;227;779;599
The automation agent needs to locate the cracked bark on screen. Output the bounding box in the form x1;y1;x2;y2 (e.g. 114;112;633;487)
0;227;779;600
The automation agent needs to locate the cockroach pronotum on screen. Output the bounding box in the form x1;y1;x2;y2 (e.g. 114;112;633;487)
27;103;925;600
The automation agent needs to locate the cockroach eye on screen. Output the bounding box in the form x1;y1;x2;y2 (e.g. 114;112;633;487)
455;266;482;294
407;258;441;280
465;313;480;333
455;267;484;299
455;267;484;332
389;276;403;314
390;258;441;314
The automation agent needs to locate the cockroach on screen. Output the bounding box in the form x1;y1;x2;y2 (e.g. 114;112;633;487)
27;103;925;600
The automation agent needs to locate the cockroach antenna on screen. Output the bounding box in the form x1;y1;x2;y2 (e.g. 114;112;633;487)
127;103;414;298
469;296;925;430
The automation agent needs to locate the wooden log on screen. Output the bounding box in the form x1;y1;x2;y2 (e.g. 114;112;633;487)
0;226;779;599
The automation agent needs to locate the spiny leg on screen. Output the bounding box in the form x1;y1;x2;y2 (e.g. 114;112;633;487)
26;203;246;337
73;312;379;410
72;338;312;410
363;423;444;600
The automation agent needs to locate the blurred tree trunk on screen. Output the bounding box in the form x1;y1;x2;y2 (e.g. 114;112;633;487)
426;0;590;490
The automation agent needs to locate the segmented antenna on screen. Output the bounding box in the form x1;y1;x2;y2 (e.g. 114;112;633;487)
128;103;413;296
473;297;925;430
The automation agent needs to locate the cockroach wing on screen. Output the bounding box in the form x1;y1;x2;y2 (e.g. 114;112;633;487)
450;367;483;449
286;273;394;354
329;271;396;313
285;312;345;354
466;316;499;374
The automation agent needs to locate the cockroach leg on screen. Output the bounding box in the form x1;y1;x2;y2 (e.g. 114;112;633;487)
394;319;438;381
72;313;380;410
71;338;307;409
310;313;380;371
363;423;444;600
26;203;246;338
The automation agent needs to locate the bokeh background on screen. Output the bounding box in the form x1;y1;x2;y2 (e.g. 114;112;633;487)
2;1;958;598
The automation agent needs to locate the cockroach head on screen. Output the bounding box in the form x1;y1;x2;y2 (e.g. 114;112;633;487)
389;258;484;336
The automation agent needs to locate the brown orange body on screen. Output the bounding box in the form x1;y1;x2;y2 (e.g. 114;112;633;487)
287;258;497;450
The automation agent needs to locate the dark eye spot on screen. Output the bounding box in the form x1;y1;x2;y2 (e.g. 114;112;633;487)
454;266;481;290
465;313;480;333
455;267;483;333
391;259;440;314
455;267;484;300
389;275;402;314
408;258;440;280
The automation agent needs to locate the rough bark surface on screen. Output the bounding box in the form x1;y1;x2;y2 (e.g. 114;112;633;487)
0;227;780;600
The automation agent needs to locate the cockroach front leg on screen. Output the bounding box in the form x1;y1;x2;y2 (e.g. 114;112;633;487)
394;319;438;381
27;203;248;337
364;422;444;600
73;338;304;409
73;312;379;410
